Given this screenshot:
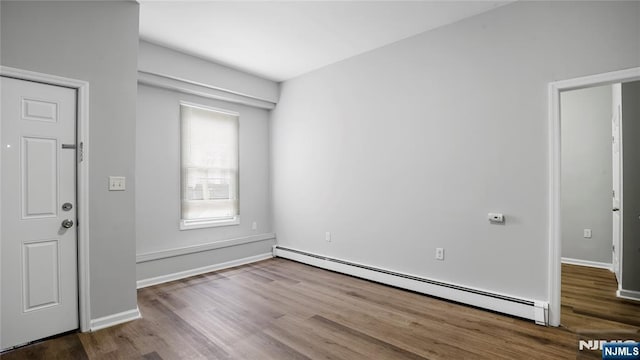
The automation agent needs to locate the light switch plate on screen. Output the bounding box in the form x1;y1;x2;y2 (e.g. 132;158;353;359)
109;176;126;191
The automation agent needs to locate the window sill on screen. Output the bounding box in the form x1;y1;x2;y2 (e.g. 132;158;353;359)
180;216;240;231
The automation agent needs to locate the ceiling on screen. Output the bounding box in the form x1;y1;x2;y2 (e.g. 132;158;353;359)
139;1;511;82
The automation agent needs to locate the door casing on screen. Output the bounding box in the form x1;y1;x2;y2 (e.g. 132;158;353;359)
547;66;640;327
0;66;91;333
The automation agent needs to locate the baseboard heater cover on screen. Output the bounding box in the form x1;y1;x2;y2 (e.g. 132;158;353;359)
273;246;548;326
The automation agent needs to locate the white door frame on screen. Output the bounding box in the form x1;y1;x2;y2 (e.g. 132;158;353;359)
0;66;91;332
547;66;640;327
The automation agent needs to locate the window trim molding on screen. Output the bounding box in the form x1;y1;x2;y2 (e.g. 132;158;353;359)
179;216;240;231
180;100;239;117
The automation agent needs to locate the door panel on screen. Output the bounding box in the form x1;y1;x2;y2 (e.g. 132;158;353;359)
23;239;60;311
22;98;59;123
22;137;58;218
1;76;78;350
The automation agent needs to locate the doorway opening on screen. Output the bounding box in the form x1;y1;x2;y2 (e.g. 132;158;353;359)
548;67;640;328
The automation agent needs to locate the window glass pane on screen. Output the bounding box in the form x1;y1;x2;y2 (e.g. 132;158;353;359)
181;104;239;221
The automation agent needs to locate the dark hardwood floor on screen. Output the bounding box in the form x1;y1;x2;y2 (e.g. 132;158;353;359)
2;259;639;359
561;263;640;331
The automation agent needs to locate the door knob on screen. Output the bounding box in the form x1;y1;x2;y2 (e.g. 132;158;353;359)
613;208;620;212
61;219;74;229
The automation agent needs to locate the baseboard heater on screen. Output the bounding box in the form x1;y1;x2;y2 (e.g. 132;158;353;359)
273;246;548;326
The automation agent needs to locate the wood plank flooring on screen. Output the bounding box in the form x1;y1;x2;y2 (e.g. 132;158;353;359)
561;263;640;331
2;259;639;359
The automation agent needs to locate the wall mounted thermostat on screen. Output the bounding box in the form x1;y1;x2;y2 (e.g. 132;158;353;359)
488;213;505;223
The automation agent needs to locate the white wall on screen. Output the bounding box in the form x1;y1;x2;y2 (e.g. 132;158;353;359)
1;1;139;319
136;84;274;281
271;1;640;302
561;85;613;265
136;41;278;282
621;80;640;293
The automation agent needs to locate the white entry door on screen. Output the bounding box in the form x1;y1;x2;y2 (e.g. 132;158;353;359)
1;76;78;349
611;83;622;283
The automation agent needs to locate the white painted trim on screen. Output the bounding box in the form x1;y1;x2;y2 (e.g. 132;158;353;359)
274;247;548;325
138;71;275;110
548;67;640;327
561;257;613;271
89;307;141;332
136;232;276;263
179;216;240;231
548;80;562;328
617;289;640;302
136;252;273;289
180;100;240;117
0;66;92;332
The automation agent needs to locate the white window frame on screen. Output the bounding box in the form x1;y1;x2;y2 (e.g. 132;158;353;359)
179;101;240;230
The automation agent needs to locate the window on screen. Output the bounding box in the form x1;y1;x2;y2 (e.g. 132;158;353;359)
180;102;239;230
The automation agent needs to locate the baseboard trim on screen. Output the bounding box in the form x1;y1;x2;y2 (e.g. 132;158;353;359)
561;257;612;271
617;289;640;302
136;252;273;289
274;246;548;325
136;233;276;263
90;307;141;332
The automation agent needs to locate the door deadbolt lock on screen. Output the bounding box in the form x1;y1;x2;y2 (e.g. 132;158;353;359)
61;219;74;229
62;203;73;211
